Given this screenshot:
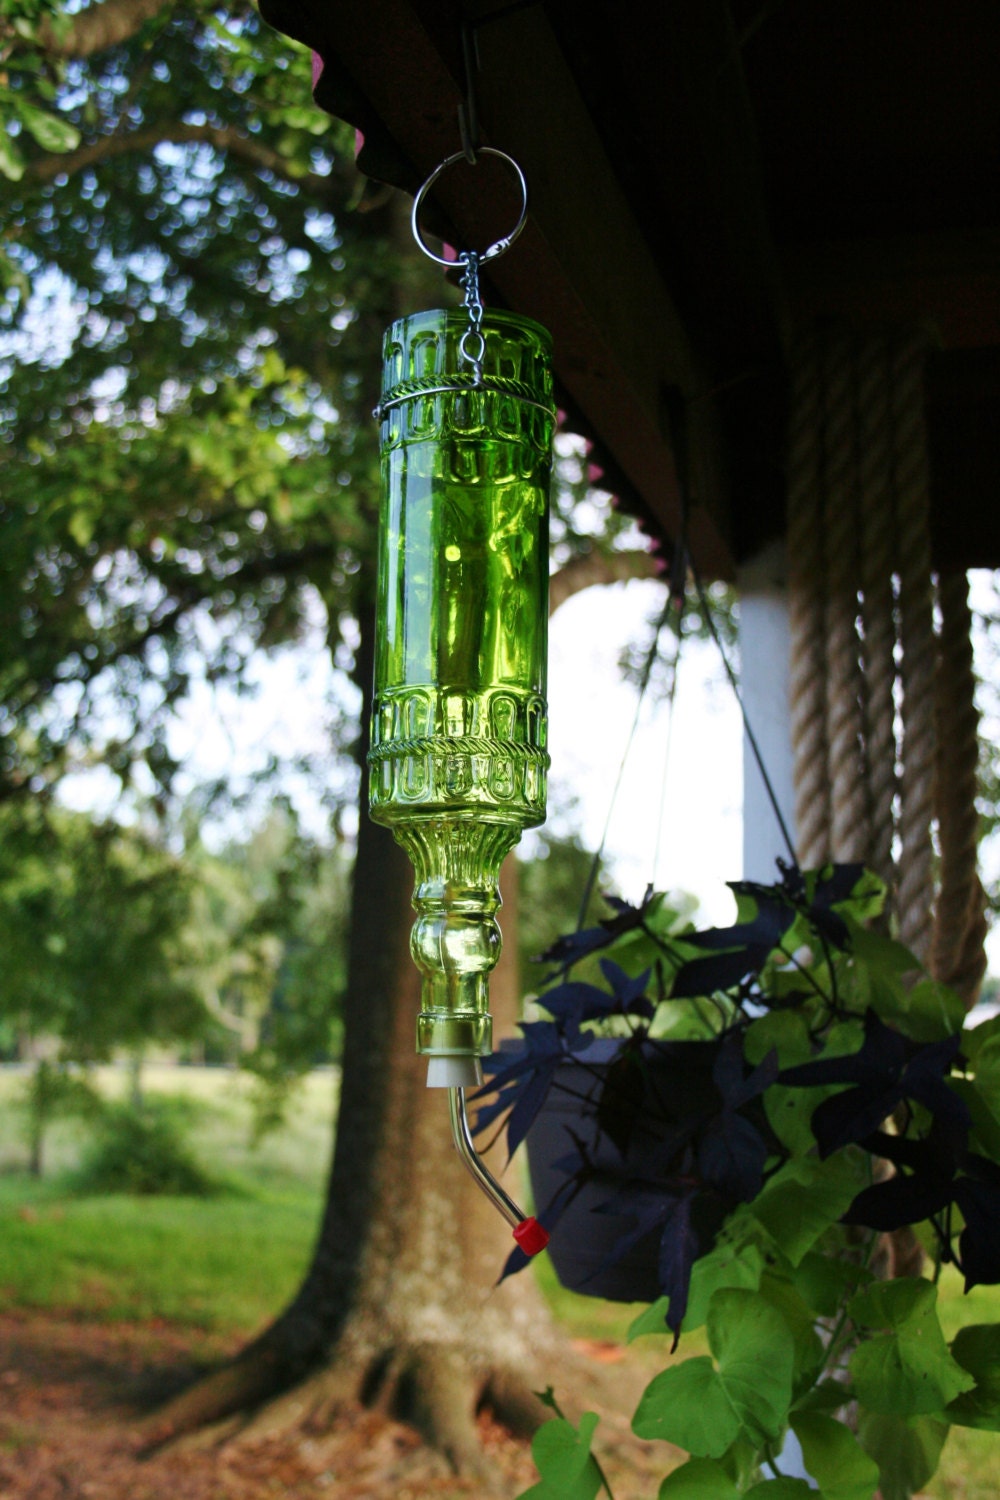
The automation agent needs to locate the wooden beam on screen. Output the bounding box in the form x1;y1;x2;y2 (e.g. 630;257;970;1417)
602;0;792;560
469;3;735;574
298;0;735;574
784;232;1000;349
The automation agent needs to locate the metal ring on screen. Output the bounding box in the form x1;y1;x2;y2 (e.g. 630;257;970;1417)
459;327;486;366
411;148;528;268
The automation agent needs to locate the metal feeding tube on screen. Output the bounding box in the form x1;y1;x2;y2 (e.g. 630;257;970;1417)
449;1087;549;1255
369;149;553;1249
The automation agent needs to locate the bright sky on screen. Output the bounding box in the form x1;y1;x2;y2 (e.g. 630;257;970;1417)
59;569;1000;970
171;576;745;926
59;572;743;919
539;578;742;923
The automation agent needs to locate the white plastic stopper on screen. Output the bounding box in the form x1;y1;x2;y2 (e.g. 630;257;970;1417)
426;1055;484;1089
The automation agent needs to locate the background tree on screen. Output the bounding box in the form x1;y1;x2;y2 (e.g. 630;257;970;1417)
184;802;350;1132
0;0;545;1469
0;0;659;1470
0;799;203;1171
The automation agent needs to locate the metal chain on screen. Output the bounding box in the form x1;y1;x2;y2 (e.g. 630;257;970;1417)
458;250;485;382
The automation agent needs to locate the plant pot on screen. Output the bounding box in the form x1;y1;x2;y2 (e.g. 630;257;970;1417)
525;1036;720;1304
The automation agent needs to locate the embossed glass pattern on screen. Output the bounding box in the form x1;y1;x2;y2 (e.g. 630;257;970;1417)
370;309;554;1063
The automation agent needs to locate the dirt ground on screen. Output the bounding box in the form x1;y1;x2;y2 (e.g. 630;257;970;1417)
0;1311;670;1499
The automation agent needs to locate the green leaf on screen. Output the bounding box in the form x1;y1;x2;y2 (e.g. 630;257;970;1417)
633;1357;742;1458
848;1279;975;1416
793;1251;871;1318
274;104;329;132
946;1323;1000;1429
750;1153;868;1265
763;1083;826;1153
897;979;966;1041
628;1226;768;1341
950;1076;1000;1161
521;1414;604;1500
961;1013;1000;1064
682;1230;767;1333
0;128;25;181
839;867;888;921
67;507;96;549
18;103;80;154
745;1013;820;1151
707;1289;796;1445
840;914;915;974
848;923;965;1038
757;1272;825;1390
657;1458;739;1499
968;1033;1000;1132
629;1297;672;1342
744;1010;814;1067
635;1291;796;1456
791;1412;880;1500
793;1379;856;1416
856;1412;949;1500
960;1011;1000;1065
743;1482;814;1499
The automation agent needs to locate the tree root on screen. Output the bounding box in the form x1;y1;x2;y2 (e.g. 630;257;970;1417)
139;1327;549;1484
137;1346;296;1453
484;1366;549;1438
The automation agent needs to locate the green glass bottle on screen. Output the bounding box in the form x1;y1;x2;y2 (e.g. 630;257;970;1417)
370;308;554;1085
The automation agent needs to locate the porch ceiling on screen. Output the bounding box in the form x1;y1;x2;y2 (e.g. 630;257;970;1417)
260;0;1000;578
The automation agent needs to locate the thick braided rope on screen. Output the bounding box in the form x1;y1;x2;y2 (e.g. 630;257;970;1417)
956;885;990;1008
891;329;937;964
787;334;832;867
823;329;871;864
857;332;899;896
931;570;987;1004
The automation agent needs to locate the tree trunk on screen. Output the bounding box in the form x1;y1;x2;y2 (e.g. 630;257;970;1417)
128;1048;144;1109
142;184;658;1465
144;594;556;1473
27;1056;51;1179
144;538;665;1469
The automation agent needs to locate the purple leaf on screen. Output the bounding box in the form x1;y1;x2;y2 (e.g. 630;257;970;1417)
843;1173;953;1231
955;1175;1000;1290
697;1112;770;1199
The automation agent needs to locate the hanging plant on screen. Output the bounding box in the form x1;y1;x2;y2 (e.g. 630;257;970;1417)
476;863;1000;1499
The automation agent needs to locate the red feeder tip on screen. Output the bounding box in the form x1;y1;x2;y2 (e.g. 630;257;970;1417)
513;1217;549;1257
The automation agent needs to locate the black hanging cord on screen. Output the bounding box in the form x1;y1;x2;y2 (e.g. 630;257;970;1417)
569;389;800;938
458;21;480;162
664;384;800;876
572;582;687;935
690;561;800;873
457;2;547;162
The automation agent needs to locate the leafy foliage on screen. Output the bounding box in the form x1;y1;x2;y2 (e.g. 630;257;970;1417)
632;1290;795;1456
0;1;393;812
186;805;349;1135
0;801;204;1055
72;1097;222;1196
521;1411;605;1500
478;863;1000;1498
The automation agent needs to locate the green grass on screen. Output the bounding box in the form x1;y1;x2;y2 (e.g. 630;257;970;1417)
923;1267;1000;1499
0;1063;336;1331
0;1188;319;1329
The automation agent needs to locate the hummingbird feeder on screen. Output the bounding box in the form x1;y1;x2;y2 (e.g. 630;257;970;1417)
369;149;552;1256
